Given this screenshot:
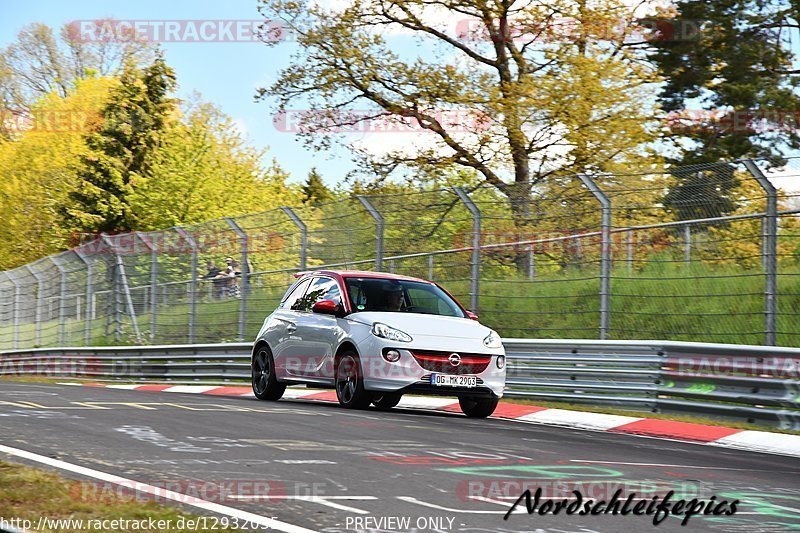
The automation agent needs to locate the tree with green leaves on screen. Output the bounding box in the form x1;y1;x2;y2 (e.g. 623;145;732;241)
0;21;154;140
650;0;800;166
66;54;177;234
648;0;800;219
301;167;333;204
257;0;661;224
130;98;299;229
0;77;116;269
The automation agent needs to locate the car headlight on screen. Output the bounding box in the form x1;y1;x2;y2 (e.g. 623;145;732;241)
483;330;502;349
371;322;413;342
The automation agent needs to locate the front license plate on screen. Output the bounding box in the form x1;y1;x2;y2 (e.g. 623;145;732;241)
430;374;477;387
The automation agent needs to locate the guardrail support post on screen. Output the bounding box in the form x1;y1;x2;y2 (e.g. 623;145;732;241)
453;187;481;313
280;206;307;271
49;256;69;346
357;195;384;271
744;159;778;346
74;249;94;345
101;234;142;344
225;218;250;341
578;175;612;340
25;264;44;346
2;272;21;349
176;228;198;344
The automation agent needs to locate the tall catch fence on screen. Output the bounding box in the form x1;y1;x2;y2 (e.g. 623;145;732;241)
1;158;799;349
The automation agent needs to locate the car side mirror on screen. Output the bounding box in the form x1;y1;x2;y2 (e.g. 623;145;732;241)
312;299;340;316
466;311;479;321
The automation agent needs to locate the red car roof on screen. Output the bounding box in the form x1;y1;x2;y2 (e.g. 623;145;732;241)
294;270;432;283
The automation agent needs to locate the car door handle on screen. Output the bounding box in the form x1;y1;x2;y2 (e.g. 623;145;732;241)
286;323;297;333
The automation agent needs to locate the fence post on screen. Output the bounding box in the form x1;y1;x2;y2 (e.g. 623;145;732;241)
356;195;384;271
577;175;612;340
225;218;249;341
743;159;777;346
626;230;633;274
49;256;69;347
101;234;142;344
428;254;434;280
176;228;198;344
25;264;44;346
73;249;93;346
684;224;692;264
527;244;535;279
453;187;481;312
280;206;307;271
2;272;21;349
135;232;158;341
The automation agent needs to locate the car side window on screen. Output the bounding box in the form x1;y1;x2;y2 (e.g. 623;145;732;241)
281;278;311;310
295;276;342;312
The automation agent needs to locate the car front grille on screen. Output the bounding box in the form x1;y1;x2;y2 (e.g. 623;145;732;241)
411;350;492;374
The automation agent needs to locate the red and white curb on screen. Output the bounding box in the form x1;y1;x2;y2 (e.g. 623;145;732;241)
65;382;800;459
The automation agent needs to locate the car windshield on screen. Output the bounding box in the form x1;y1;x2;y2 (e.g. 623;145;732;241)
344;278;465;317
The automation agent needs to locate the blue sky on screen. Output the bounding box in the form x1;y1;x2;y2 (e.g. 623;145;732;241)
2;0;355;185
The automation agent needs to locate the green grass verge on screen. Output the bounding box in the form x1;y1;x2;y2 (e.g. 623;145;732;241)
0;460;239;532
3;259;799;349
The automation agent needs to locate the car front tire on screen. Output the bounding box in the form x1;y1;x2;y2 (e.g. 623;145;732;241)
252;345;286;401
459;396;499;418
335;352;372;409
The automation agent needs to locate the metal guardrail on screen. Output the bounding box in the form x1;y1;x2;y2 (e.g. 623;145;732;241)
1;340;798;429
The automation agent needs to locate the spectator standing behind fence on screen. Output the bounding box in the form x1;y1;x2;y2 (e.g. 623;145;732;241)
224;257;242;298
202;261;226;299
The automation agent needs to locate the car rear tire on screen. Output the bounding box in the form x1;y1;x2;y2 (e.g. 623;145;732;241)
252;345;285;401
335;352;372;409
372;393;402;410
459;396;499;418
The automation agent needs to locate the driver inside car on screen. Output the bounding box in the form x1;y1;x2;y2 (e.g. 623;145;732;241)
384;284;405;311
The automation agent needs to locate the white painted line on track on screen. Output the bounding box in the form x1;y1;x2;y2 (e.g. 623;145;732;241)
0;443;316;533
396;496;505;514
518;409;642;429
163;385;218;394
468;496;526;514
230;495;377;514
708;431;800;458
397;397;458;409
281;389;317;399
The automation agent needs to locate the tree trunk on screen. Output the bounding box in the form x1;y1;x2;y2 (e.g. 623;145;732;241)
506;182;533;275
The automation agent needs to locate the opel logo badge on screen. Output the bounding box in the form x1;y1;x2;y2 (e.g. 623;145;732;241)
448;353;461;366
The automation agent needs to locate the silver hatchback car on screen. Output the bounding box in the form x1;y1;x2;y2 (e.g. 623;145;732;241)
251;270;506;417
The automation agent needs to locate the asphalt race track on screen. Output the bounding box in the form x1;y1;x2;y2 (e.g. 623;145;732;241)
0;381;798;533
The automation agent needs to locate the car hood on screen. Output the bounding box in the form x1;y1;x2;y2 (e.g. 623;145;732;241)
347;312;492;339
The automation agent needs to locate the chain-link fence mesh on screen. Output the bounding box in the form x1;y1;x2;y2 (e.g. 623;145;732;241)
1;158;799;349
